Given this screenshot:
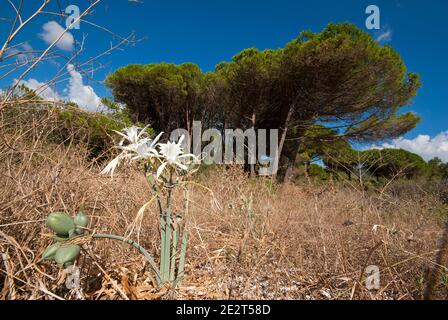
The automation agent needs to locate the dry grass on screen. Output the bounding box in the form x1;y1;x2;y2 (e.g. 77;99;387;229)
0;108;447;300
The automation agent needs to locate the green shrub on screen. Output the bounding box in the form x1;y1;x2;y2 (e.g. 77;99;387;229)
308;163;329;180
2;99;151;158
56;106;138;157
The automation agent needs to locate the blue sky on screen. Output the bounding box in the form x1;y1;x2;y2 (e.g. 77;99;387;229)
1;0;448;160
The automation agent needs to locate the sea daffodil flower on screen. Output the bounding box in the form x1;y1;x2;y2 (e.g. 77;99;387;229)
100;126;163;176
156;135;199;178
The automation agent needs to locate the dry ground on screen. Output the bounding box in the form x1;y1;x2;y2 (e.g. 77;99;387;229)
0;108;447;300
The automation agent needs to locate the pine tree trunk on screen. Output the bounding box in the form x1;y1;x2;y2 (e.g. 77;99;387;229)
275;104;294;182
277;105;294;167
277;136;302;183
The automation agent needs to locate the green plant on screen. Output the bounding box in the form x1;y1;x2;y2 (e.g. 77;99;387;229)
41;126;200;290
42;208;162;284
57;104;145;157
308;164;329;180
102;128;199;287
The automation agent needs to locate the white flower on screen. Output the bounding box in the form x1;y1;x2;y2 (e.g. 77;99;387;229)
114;125;149;146
159;141;183;165
120;131;163;161
100;129;200;179
100;155;122;176
156;135;199;178
100;126;163;177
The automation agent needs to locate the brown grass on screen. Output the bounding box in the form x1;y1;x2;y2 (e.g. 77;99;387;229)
0;108;447;300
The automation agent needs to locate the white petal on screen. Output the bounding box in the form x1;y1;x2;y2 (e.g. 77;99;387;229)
147;147;160;157
138;124;151;139
100;156;120;176
178;153;200;165
113;129;129;141
151;132;164;147
156;162;168;178
174;161;188;171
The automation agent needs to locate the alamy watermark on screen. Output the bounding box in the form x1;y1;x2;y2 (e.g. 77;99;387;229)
365;5;381;30
65;265;80;290
65;5;81;30
167;121;279;176
365;265;381;290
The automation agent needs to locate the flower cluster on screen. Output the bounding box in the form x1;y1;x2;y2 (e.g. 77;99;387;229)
100;126;199;179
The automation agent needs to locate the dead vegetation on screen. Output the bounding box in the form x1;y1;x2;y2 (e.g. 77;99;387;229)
0;107;447;300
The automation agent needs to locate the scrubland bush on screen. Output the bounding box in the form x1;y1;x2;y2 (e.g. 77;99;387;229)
0;102;143;159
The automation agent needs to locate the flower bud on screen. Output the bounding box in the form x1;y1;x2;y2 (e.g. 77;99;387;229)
41;243;61;261
46;212;75;236
54;245;81;267
74;210;88;228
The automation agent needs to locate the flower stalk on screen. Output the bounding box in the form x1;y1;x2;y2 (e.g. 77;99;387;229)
92;233;162;286
148;168;190;286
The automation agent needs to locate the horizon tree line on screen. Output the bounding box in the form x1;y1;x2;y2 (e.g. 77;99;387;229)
103;23;422;182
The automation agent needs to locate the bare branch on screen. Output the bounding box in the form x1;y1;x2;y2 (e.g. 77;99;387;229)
1;0;101;106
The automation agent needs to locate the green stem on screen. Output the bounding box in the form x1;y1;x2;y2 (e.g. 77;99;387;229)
92;233;162;287
161;170;174;283
146;172;163;218
162;207;171;282
176;222;188;286
170;224;179;282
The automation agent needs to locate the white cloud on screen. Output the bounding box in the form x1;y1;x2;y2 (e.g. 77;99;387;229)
376;29;392;43
377;132;448;162
16;64;103;112
66;64;103;112
39;21;74;51
16;78;62;101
